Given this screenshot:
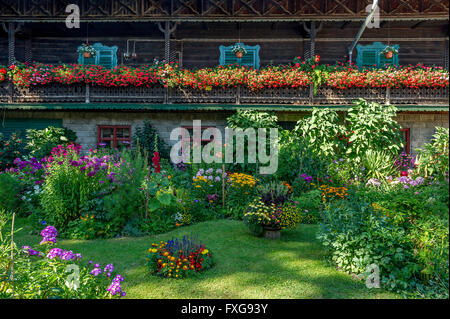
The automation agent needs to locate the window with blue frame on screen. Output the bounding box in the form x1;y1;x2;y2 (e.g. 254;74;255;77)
77;43;118;69
219;43;260;69
356;42;399;69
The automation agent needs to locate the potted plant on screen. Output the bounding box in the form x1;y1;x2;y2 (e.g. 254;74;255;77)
231;44;247;59
78;43;97;59
380;46;398;59
243;182;301;239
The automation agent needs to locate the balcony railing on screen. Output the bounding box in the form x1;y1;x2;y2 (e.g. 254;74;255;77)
1;81;448;106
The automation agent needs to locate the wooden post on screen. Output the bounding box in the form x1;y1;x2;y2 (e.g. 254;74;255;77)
157;21;177;63
10;212;15;298
2;22;22;66
222;163;225;209
302;22;323;58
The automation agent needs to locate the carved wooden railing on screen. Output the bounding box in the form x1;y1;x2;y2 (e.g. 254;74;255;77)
0;82;448;106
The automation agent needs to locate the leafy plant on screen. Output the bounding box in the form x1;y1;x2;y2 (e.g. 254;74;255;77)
294;108;345;158
415;127;449;179
345;99;403;162
133;121;170;159
26;126;77;160
361;149;397;180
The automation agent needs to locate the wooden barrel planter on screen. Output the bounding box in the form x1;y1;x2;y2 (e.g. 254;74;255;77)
263;226;281;239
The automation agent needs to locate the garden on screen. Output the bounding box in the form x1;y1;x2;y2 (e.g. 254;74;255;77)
0;97;449;299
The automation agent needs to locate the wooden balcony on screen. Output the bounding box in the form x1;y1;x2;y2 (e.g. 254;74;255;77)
0;81;448;108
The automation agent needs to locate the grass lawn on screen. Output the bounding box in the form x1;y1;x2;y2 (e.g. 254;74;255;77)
10;218;400;299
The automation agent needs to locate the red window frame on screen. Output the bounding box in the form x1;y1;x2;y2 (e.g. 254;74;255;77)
400;128;410;154
97;125;131;148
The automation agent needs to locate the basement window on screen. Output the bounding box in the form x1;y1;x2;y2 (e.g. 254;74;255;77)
97;125;131;148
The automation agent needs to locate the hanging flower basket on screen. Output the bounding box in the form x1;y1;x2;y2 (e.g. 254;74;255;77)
380;46;398;60
231;44;247;59
78;43;97;59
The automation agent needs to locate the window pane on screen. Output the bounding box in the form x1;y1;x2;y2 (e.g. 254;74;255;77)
101;128;114;138
116;128;130;138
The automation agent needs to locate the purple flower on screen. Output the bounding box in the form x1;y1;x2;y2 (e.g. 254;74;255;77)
90;267;102;276
40;237;56;245
104;264;114;273
41;225;58;238
47;248;63;259
113;274;124;283
60;250;75;261
107;281;122;296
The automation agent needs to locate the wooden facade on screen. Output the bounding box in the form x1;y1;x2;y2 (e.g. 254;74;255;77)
0;0;448;152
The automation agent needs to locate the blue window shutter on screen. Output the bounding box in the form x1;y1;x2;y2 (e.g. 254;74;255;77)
356;42;399;69
77;43;118;69
219;43;260;69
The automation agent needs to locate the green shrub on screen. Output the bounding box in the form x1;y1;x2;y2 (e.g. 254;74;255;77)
0;132;27;170
345;99;403;162
361;149;397;181
293;189;322;224
294;108;345;158
416;127;449;179
319;182;449;298
133;121;170;159
0;218;126;299
277;130;328;185
0;173;22;214
227;110;280;174
26;126;77;160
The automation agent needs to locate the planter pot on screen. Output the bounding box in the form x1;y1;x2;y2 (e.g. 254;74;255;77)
384;51;394;59
83;52;91;58
235;51;244;59
262;226;281;239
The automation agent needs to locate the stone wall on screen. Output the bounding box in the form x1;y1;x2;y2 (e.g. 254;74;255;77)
395;112;449;154
2;110;448;155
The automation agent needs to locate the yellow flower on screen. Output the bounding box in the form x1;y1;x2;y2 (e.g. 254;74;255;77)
201;249;209;255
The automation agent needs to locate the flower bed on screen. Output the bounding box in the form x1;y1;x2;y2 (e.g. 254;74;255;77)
146;235;213;278
1;60;447;90
0;222;126;298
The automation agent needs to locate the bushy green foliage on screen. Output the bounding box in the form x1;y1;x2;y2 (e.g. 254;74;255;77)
26;126;77;160
293;189;323;224
416;127;449;179
0;173;22;213
0;132;27;170
227;110;280;174
294;108;345;158
318;182;449;298
0;215;125;299
345;99;403;162
361;149;397;180
40;157;107;231
133;121;170;159
277;130;328;185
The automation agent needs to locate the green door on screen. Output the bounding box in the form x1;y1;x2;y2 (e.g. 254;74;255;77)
0;118;63;139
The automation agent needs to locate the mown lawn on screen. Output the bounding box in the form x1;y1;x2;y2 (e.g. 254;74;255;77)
10;218;400;299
